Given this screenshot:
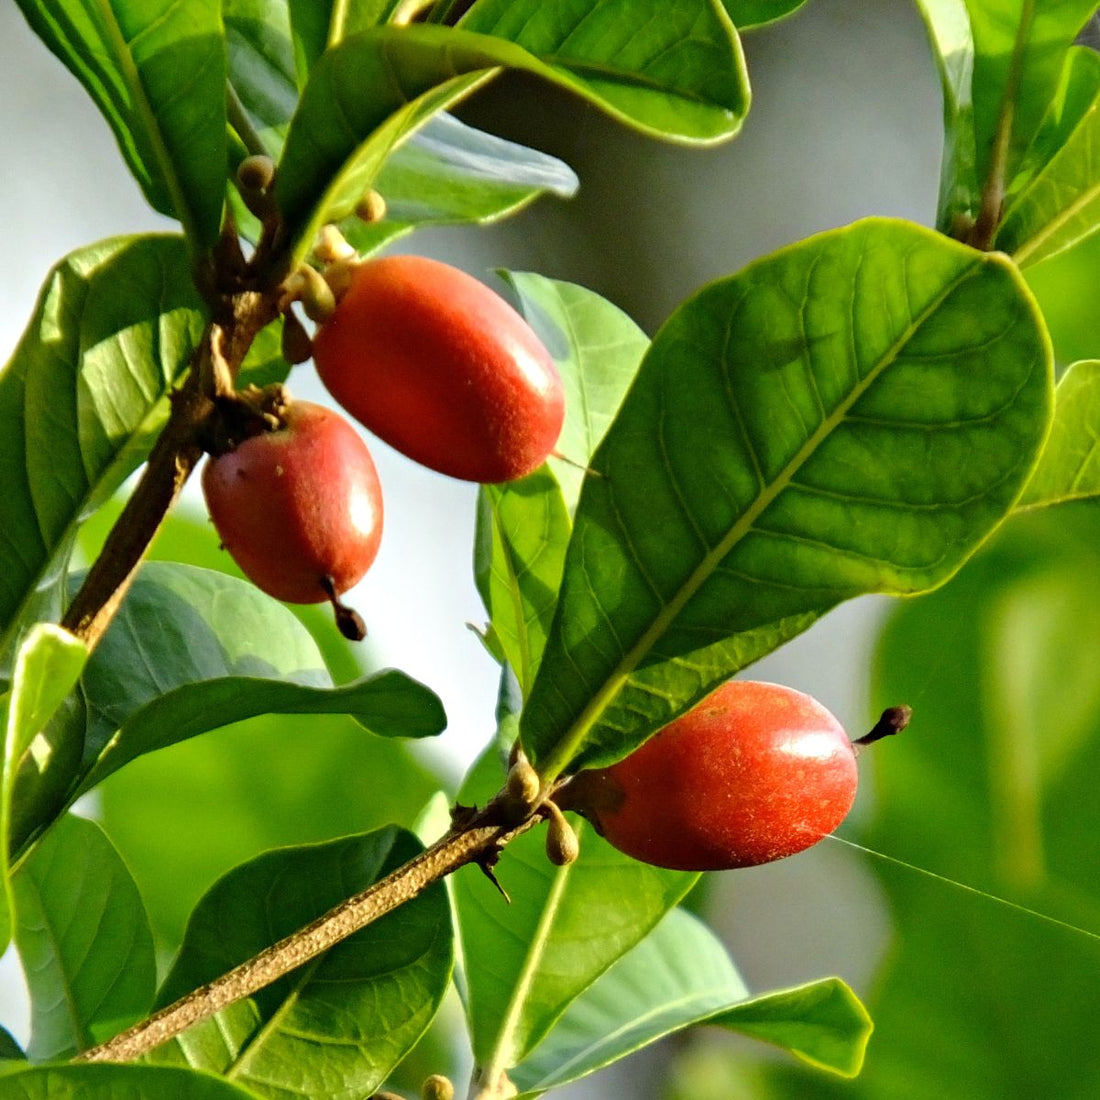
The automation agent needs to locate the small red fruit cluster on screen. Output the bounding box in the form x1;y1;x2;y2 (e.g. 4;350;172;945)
561;680;908;871
201;254;564;635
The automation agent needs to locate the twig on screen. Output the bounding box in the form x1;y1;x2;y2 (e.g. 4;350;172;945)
77;802;543;1063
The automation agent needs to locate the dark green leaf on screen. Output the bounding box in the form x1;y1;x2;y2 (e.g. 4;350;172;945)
0;237;207;663
148;829;453;1099
521;218;1052;778
502;272;649;511
512;909;868;1094
76;561;445;791
454;750;695;1074
276;15;747;259
1;626;87;952
0;1027;24;1061
224;0;298;150
997;50;1100;266
0;1063;263;1099
12;814;154;1060
475;469;571;697
1018;359;1100;509
14;0;227;246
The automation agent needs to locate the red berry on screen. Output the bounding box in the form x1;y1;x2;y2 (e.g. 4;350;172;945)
565;681;860;871
311;255;564;483
201;400;383;613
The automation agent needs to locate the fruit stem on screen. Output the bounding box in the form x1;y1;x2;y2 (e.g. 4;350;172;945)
854;704;912;747
320;575;367;642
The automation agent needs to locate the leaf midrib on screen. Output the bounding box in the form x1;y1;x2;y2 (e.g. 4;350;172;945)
537;255;985;780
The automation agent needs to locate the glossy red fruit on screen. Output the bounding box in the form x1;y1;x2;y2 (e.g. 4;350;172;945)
201;400;383;612
311;255;564;483
565;681;860;871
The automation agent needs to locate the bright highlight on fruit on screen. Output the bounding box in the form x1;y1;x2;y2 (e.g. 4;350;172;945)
312;255;565;483
562;680;908;871
201;399;383;639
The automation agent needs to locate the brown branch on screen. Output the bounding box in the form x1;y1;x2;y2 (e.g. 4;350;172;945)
77;800;546;1063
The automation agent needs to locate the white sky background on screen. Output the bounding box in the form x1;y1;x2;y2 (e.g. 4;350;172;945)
0;1;943;1087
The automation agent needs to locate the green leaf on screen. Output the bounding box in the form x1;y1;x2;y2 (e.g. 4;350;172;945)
913;0;978;231
290;0;406;81
1;626;87;952
341;112;580;256
75;561;445;792
916;1;1098;231
997;50;1100;266
501;272;650;512
14;0;227;246
453;750;695;1076
521;217;1053;778
512;908;868;1094
275;15;747;258
720;0;809;28
1018;359;1100;509
0;1027;24;1061
458;0;749;139
148;828;453;1099
0;1063;263;1099
12;814;155;1060
0;236;207;662
224;0;298;150
475;469;571;697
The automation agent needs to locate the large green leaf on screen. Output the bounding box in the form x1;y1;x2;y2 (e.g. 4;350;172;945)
511;908;869;1095
0;1064;263;1099
720;0;809;28
453;749;694;1081
12;814;154;1060
0;237;207;665
1018;359;1100;509
475;468;571;698
997;48;1100;266
502;272;650;512
520;218;1053;778
224;0;298;150
275;15;747;258
74;561;445;792
147;828;453;1099
0;626;87;953
13;0;226;246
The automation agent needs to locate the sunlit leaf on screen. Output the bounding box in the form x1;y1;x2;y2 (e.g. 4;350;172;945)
0;1063;263;1098
721;0;809;28
0;237;206;666
1018;359;1100;509
14;0;227;245
454;750;695;1074
12;814;154;1060
521;218;1052;778
148;828;453;1099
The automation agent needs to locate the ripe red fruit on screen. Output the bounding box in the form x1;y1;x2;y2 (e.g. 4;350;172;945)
311;255;564;483
564;681;870;871
201;400;383;636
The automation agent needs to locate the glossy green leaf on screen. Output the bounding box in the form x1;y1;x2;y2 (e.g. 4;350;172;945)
1;626;87;952
0;1065;262;1098
1018;359;1100;509
512;907;869;1094
75;561;445;793
12;814;154;1060
454;750;695;1077
521;218;1053;778
475;469;571;697
997;51;1100;265
13;0;227;246
458;0;748;139
720;0;809;28
276;14;747;258
290;0;405;81
913;0;978;230
502;272;650;512
147;828;453;1099
0;236;207;664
